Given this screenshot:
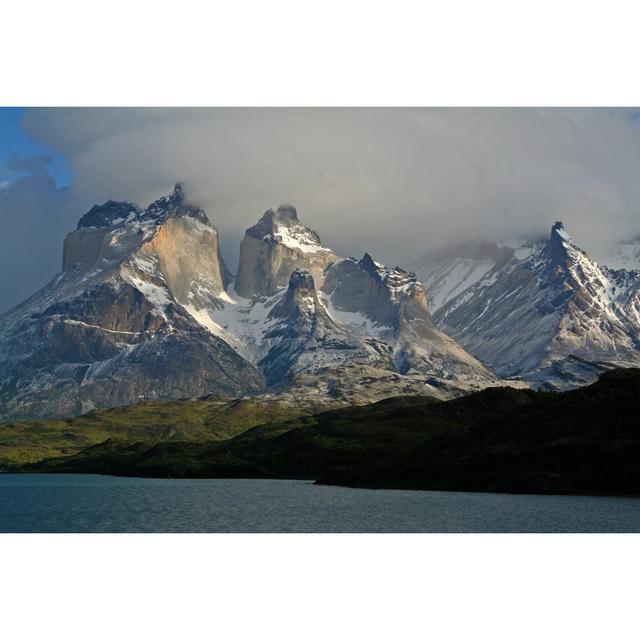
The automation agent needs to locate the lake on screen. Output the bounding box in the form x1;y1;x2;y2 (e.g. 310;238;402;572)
1;474;639;532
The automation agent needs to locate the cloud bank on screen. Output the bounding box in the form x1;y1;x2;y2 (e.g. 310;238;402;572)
2;108;640;311
0;173;76;311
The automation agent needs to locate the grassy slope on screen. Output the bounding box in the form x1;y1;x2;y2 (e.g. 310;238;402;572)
0;396;319;466
22;389;532;479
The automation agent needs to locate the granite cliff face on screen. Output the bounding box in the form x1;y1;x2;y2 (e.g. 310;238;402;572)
234;205;338;299
257;268;394;386
0;185;263;420
320;254;495;383
0;189;505;421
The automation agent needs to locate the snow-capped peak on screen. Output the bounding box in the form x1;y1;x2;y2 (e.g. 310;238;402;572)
76;184;213;232
235;205;338;299
77;200;142;230
357;253;424;303
422;220;640;389
256;205;331;255
551;220;571;243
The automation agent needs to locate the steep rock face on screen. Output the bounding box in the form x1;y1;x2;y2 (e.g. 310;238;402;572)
199;208;499;399
234;205;338;299
321;255;496;383
257;269;392;385
63;184;232;302
323;253;431;328
431;222;640;388
0;185;263;420
0;192;513;421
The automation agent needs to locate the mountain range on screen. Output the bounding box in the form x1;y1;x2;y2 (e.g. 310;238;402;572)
0;185;495;420
413;223;640;389
1;183;639;421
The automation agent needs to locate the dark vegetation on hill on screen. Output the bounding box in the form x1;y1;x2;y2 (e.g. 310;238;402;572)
0;396;315;466
10;369;640;496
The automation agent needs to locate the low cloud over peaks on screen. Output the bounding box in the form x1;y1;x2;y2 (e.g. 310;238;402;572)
2;107;639;311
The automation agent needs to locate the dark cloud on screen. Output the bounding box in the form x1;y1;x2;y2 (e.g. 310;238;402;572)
0;172;77;312
24;109;640;259
3;108;640;311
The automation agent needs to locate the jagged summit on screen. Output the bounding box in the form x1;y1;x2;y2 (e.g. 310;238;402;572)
359;252;381;276
318;254;493;382
0;189;514;421
426;221;640;388
351;253;426;308
548;220;577;262
269;268;321;324
289;267;315;290
77;200;141;230
235;204;338;299
245;204;325;250
250;204;300;229
144;183;211;226
76;184;211;232
273;204;299;222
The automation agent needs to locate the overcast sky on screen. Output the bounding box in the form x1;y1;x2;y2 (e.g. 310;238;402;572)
1;107;640;312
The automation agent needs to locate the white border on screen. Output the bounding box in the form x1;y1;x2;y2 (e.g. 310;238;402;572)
2;0;640;106
2;1;640;637
1;533;638;640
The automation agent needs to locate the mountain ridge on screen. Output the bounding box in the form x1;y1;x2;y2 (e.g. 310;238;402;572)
0;186;499;421
415;221;640;389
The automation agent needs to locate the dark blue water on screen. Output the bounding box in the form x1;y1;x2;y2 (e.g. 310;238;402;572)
1;474;639;532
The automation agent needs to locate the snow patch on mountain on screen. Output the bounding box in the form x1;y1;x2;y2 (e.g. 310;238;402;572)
264;223;331;254
318;291;389;338
428;222;640;388
412;242;516;313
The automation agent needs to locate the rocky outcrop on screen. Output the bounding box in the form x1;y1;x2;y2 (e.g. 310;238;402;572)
0;185;263;421
234;205;338;299
0;189;509;421
258;268;392;385
320;255;495;382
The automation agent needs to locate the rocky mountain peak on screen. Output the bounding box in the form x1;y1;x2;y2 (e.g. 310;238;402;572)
548;220;576;263
426;220;640;388
355;253;425;306
269;268;321;324
247;204;320;242
75;184;211;234
143;184;211;227
235;205;338;299
359;252;382;276
289;267;316;291
77;200;142;230
273;204;299;223
253;204;301;229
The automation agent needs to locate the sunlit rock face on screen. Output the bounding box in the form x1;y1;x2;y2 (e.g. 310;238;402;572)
320;254;495;382
0;186;263;421
234;205;338;299
0;189;517;422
